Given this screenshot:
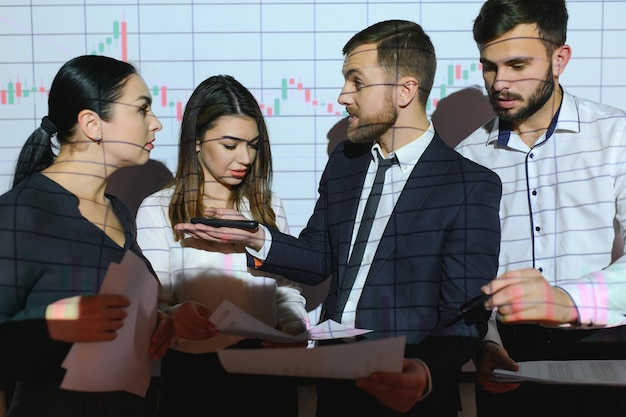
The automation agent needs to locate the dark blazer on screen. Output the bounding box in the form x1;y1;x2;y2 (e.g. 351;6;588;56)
251;134;501;416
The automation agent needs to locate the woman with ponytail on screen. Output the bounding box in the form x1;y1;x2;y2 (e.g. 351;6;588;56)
0;55;172;417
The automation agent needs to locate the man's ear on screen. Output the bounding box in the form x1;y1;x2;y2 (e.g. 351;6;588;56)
77;109;102;143
397;76;419;107
552;44;571;78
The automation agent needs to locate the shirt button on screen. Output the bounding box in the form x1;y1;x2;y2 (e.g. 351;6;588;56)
535;226;541;232
532;190;537;196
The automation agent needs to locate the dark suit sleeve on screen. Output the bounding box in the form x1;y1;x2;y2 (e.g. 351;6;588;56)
259;228;330;286
246;151;338;286
415;156;501;407
439;162;501;338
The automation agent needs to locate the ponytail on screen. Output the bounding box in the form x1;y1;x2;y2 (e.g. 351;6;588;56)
12;117;58;187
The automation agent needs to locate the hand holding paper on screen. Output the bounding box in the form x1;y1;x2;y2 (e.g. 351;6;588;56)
211;299;404;379
209;299;372;343
60;251;158;397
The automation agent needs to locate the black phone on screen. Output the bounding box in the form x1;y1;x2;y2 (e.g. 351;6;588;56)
190;217;259;230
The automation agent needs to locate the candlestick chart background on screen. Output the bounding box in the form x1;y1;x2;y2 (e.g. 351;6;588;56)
1;1;625;233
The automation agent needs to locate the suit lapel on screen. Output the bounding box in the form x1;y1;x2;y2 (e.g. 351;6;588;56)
337;151;371;273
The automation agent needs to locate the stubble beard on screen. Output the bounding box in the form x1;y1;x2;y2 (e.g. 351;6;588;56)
347;94;397;144
490;66;555;122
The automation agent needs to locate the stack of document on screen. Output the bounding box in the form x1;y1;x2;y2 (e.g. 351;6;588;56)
493;360;626;386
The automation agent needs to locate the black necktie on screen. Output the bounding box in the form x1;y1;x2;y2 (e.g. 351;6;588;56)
335;151;395;319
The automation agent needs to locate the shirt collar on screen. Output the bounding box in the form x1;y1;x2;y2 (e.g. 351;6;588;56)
371;120;435;173
490;87;580;147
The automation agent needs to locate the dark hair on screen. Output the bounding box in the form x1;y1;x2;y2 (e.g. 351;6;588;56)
12;55;137;187
168;75;275;239
473;0;568;56
342;19;436;106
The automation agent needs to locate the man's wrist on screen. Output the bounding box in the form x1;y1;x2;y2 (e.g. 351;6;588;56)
553;287;580;325
412;358;432;400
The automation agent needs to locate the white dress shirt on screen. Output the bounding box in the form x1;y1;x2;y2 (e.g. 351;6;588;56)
341;124;435;326
456;89;626;343
250;122;436;327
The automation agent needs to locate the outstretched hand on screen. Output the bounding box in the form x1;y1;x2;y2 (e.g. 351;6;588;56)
174;207;266;251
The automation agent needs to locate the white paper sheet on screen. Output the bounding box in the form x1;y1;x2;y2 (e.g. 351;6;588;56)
493;360;626;386
218;335;406;379
209;299;372;343
61;250;158;397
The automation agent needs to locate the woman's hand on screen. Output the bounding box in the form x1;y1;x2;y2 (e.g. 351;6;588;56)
172;301;220;340
149;311;174;359
46;294;130;343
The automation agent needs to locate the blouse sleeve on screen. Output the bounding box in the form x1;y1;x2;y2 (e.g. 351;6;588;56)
136;191;177;307
271;193;310;334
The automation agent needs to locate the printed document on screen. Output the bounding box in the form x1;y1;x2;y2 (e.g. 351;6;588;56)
209;299;372;343
61;250;158;397
493;360;626;386
218;335;405;379
212;299;404;379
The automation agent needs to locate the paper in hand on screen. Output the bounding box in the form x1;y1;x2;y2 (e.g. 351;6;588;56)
60;250;158;397
218;335;406;379
209;299;372;343
492;360;626;386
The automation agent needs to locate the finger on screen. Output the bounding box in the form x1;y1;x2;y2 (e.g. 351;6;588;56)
78;296;129;322
188;230;222;242
192;303;212;319
103;306;129;321
174;224;202;234
100;294;131;307
152;315;172;338
483;381;521;393
483;273;523;295
179;311;215;331
149;336;171;359
95;330;119;342
487;283;526;310
174;321;218;340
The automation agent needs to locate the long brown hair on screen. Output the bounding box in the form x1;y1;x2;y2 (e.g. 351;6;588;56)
168;75;276;240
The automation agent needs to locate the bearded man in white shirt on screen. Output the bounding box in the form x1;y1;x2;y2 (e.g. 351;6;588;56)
455;1;626;416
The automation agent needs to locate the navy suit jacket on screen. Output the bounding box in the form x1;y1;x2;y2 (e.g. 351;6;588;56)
251;134;501;412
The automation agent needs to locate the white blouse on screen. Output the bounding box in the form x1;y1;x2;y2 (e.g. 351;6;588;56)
136;186;308;353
